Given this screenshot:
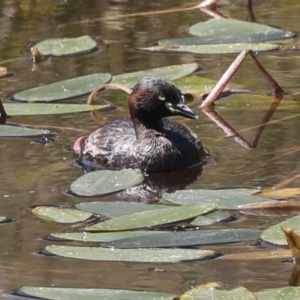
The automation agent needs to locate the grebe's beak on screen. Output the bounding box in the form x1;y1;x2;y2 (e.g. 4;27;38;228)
165;101;198;120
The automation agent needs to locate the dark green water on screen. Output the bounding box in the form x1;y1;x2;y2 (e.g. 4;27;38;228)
1;0;300;298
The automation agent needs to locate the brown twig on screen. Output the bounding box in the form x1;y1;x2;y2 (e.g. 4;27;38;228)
275;174;300;189
87;83;132;126
248;50;284;98
87;83;132;105
89;110;108;127
200;49;284;109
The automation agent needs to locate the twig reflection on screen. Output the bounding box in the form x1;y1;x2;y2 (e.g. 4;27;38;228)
201;94;283;149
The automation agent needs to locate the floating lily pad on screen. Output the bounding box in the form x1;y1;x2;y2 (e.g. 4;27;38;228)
219;93;286;111
256;286;300;299
70;169;144;197
50;231;166;242
179;283;256;300
111;63;199;87
19;286;175;300
33;36;97;56
162;189;270;210
46;245;215;262
12;73;112;102
102;228;261;248
139;43;280;55
84;203;217;232
0;124;53;138
190;211;231;226
76;201;166;218
19;287;176;300
260;215;300;245
4;103;109;116
32;206;92;223
188;19;295;42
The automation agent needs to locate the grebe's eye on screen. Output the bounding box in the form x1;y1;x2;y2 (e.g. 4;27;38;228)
158;94;166;101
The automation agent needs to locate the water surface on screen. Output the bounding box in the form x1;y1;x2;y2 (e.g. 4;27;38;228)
1;0;300;298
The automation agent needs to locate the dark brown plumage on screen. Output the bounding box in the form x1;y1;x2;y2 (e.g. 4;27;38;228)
78;76;206;172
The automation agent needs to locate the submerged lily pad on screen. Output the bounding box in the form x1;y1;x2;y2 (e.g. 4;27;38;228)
0;124;52;138
70;169;144;197
162;189;269;210
4;103;109;116
139;43;280;55
84;202;217;232
12;73;112;102
111;63;199;87
102;228;261;248
50;231;166;242
260;215;300;245
33;36;97;56
188;19;295;42
76;201;165;218
190;211;231;226
32;206;92;223
179;283;256;300
46;245;215;262
19;287;176;300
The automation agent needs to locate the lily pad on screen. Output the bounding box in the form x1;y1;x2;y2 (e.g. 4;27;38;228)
139;43;280;55
19;287;176;300
190;211;231;226
102;228;261;248
260;215;300;245
76;201;165;218
84;203;217;232
256;286;300;299
49;231;166;242
188;19;295;42
179;282;256;300
12;73;112;102
69;169;144;197
0;124;52;138
111;63;199;87
162;189;270;210
46;245;215;262
33;36;97;56
32;206;92;223
4;103;110;116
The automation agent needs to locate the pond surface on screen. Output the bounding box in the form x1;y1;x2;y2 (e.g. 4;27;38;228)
1;0;300;298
